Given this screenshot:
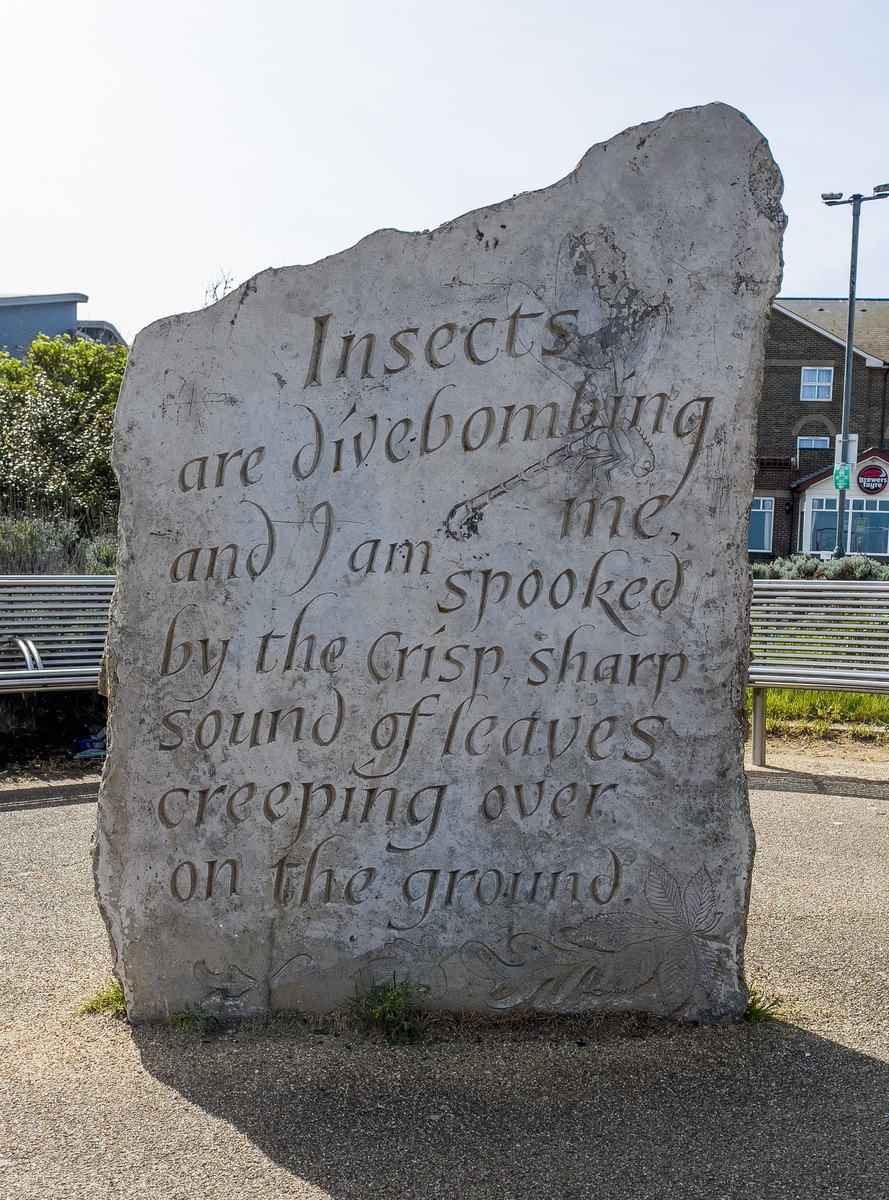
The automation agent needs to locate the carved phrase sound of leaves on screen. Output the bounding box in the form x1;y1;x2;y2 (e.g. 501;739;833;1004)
460;862;725;1012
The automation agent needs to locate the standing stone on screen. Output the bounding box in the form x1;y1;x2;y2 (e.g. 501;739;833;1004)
95;103;784;1022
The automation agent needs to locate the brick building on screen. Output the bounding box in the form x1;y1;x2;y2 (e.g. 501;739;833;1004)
750;299;889;561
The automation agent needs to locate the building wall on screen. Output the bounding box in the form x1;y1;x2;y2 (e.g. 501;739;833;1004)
752;309;889;558
0;301;79;359
757;309;878;454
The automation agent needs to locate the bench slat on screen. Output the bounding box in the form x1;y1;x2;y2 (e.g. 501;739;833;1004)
0;575;114;693
3;577;888;703
748;578;889;766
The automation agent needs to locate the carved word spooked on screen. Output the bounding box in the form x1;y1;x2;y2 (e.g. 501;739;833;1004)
437;550;685;635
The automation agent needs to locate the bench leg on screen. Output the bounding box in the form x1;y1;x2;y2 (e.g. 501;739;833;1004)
751;686;767;768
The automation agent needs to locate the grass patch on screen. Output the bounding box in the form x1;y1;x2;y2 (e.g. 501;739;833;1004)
78;979;126;1016
167;1003;222;1037
747;688;889;739
349;974;431;1043
744;984;781;1024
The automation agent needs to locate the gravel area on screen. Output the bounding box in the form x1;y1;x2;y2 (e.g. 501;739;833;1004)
1;740;888;1199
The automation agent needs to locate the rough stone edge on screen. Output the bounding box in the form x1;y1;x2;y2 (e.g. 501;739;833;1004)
93;102;786;1023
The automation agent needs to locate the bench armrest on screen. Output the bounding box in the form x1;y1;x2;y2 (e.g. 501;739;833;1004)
2;637;45;672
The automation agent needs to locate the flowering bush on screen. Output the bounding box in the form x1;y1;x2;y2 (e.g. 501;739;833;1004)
751;553;889;581
0;334;127;521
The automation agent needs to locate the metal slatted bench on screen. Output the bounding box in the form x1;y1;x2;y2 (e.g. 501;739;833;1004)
748;578;889;766
0;575;115;693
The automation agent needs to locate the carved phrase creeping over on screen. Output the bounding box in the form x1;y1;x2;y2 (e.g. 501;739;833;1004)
95;103;784;1021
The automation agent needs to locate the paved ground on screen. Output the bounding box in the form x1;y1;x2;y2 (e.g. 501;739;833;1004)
1;741;888;1199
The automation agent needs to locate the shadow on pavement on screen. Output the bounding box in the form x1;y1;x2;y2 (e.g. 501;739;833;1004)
746;768;889;802
134;1018;889;1200
0;781;98;812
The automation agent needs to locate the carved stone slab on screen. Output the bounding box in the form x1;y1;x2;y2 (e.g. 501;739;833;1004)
95;103;784;1021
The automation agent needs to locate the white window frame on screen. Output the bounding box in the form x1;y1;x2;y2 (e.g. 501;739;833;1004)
800;366;833;402
847;497;889;557
748;497;774;554
796;435;830;450
803;495;889;558
805;496;840;556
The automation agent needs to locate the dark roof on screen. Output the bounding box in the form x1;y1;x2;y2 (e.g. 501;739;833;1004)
0;293;88;307
791;447;889;491
776;298;889;365
77;319;127;347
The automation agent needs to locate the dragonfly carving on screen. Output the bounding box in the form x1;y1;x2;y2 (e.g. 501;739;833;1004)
445;410;655;539
445;229;670;540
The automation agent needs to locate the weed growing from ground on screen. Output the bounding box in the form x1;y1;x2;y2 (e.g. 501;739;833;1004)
744;984;781;1023
78;979;127;1016
167;1003;222;1037
349;975;431;1043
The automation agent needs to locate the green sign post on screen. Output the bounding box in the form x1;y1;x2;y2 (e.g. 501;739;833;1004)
833;462;851;490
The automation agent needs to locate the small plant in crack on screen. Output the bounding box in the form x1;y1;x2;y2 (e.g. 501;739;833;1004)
167;1003;222;1037
349;974;431;1043
744;983;781;1023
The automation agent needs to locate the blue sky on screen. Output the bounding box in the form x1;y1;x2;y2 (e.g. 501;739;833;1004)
4;0;888;342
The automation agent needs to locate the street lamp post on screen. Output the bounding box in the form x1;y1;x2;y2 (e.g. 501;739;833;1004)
821;185;889;557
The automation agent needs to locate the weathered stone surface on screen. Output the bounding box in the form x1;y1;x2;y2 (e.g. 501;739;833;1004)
95;103;784;1022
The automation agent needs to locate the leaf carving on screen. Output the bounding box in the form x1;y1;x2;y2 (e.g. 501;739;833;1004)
562;912;653;951
682;868;717;931
268;954;314;985
644;863;687;926
193;954;314;1002
691;935;722;983
376;934;450;998
657;937;696;1011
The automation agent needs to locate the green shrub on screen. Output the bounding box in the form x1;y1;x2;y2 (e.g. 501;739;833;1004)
0;509;116;574
167;1004;221;1036
84;533;117;574
744;983;781;1023
0;334;126;521
0;513;83;573
752;553;889;581
815;554;889;580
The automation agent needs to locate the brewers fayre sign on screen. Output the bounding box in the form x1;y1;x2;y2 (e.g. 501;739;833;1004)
857;464;888;495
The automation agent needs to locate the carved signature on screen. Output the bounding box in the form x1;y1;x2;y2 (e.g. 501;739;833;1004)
460;862;725;1012
193;953;314;1004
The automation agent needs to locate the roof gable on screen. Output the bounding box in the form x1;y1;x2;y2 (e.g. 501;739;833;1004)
774;298;889;365
793;447;889;491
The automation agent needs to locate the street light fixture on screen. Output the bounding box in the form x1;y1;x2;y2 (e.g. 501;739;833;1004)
821;186;888;557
